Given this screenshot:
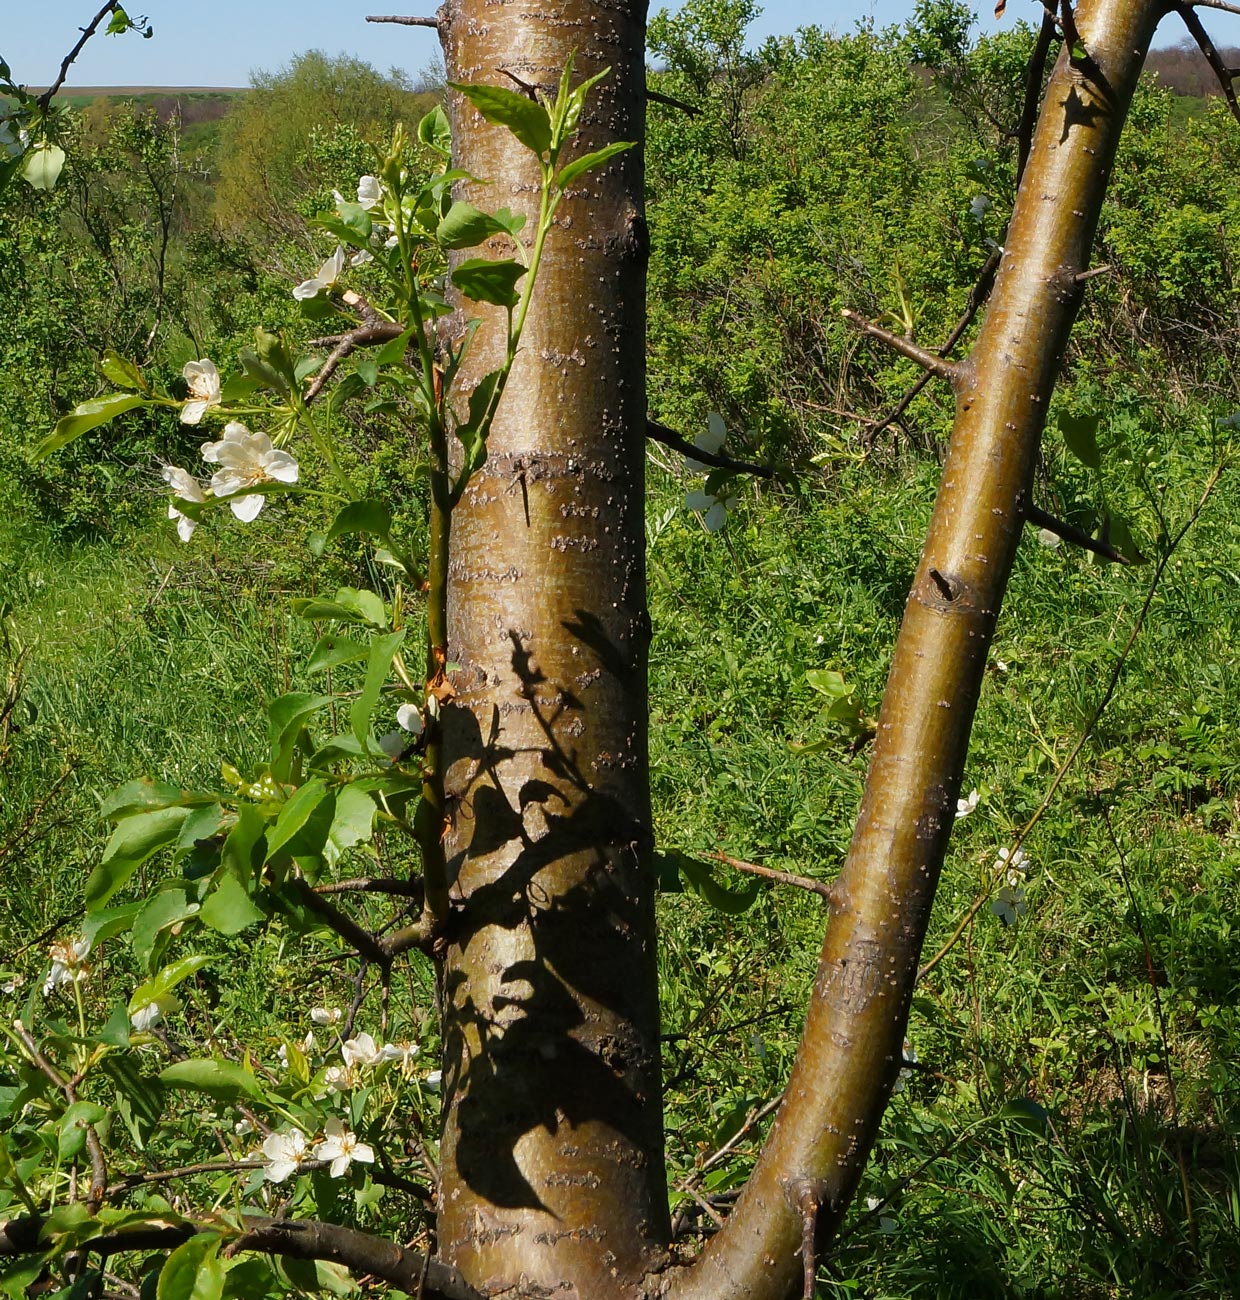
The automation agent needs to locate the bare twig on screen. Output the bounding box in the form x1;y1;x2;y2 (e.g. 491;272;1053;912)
1025;502;1133;563
12;1020;107;1212
1189;0;1240;15
798;1185;820;1300
1017;12;1058;183
38;2;124;111
315;877;424;897
647;86;700;116
288;877;390;967
379;914;438;958
365;14;442;27
304;322;405;404
706;851;836;903
0;1215;482;1300
841;310;963;385
647;419;777;479
1173;1;1240;125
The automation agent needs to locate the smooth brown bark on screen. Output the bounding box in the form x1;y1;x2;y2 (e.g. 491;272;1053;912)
667;3;1164;1298
436;2;667;1296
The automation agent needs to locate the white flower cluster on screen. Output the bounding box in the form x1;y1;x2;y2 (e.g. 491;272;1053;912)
262;1117;375;1182
163;369;300;540
991;846;1029;927
683;412;738;532
43;937;91;996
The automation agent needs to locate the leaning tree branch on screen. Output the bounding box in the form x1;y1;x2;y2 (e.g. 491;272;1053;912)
287;877;390;967
647;86;700;116
0;1215;482;1300
646;419;777;479
1025;502;1132;562
1173;1;1240;125
1018;11;1059;182
37;2;125;111
706;850;837;903
668;5;1166;1297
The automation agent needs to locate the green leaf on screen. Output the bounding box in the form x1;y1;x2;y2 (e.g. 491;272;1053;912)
159;1059;261;1102
158;1233;223;1300
451;258;526;309
20;142;65;191
57;1101;107;1160
81;900;143;948
87;807;194;909
325;500;391;544
131;888;199;971
129;954;213;1013
98;1055;165;1150
306;633;369;674
556;140;634;189
220;803;267;885
321;199;372;243
998;1097;1050;1134
805;669;852;699
99;350;148;393
437;201;512;250
417;104;451;156
199;873;265;936
290;587;387;628
453;82;552;156
1057;410;1101;470
326;785;377;866
33;393;145;460
101;778;208;821
267;692;332;783
351;629;406;746
265;780;329;861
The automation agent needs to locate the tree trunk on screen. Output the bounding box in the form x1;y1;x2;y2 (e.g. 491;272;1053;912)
436;2;667;1296
667;2;1163;1297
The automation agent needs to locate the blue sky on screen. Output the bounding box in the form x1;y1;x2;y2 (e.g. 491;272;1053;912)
7;1;1239;88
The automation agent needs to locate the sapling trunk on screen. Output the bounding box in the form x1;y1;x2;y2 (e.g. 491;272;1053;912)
667;2;1164;1297
435;2;668;1296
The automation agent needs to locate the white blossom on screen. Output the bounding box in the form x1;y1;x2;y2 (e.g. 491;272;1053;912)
356;175;383;211
0;120;24;159
865;1196;898;1234
201;422;298;522
424;1069;443;1090
349;248;374;267
43;937;91;996
161;464;207;542
955;789;980;821
323;1064;357;1093
293;246;347;300
992;883;1027;927
130;993;180;1031
180;359;221;425
969;194;992;221
315;1117;375;1178
234;1117;255;1137
683;410;728;469
310;1006;342;1027
262;1128;309;1182
996;845;1027;885
685;486;738;532
341;1031;383;1069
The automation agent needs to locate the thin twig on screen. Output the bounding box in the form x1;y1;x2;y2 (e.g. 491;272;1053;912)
798;1185;819;1300
315;877;424;897
1026;502;1132;564
919;458;1228;983
304;322;406;404
647;419;777;479
842;310;963;385
647;86;700;116
1017;12;1058;184
288;877;390;967
706;850;836;903
365;14;441;27
38;2;123;111
1189;0;1240;15
1173;1;1240;126
12;1020;107;1212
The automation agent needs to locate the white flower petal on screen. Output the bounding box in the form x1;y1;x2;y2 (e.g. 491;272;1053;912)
293;277;326;300
684;489;713;513
260;449;299;483
395;704;424;735
704;500;728;531
181;398;210;426
229;492;266;523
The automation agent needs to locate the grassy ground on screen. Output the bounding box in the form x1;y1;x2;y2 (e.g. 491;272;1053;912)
1;412;1238;1294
